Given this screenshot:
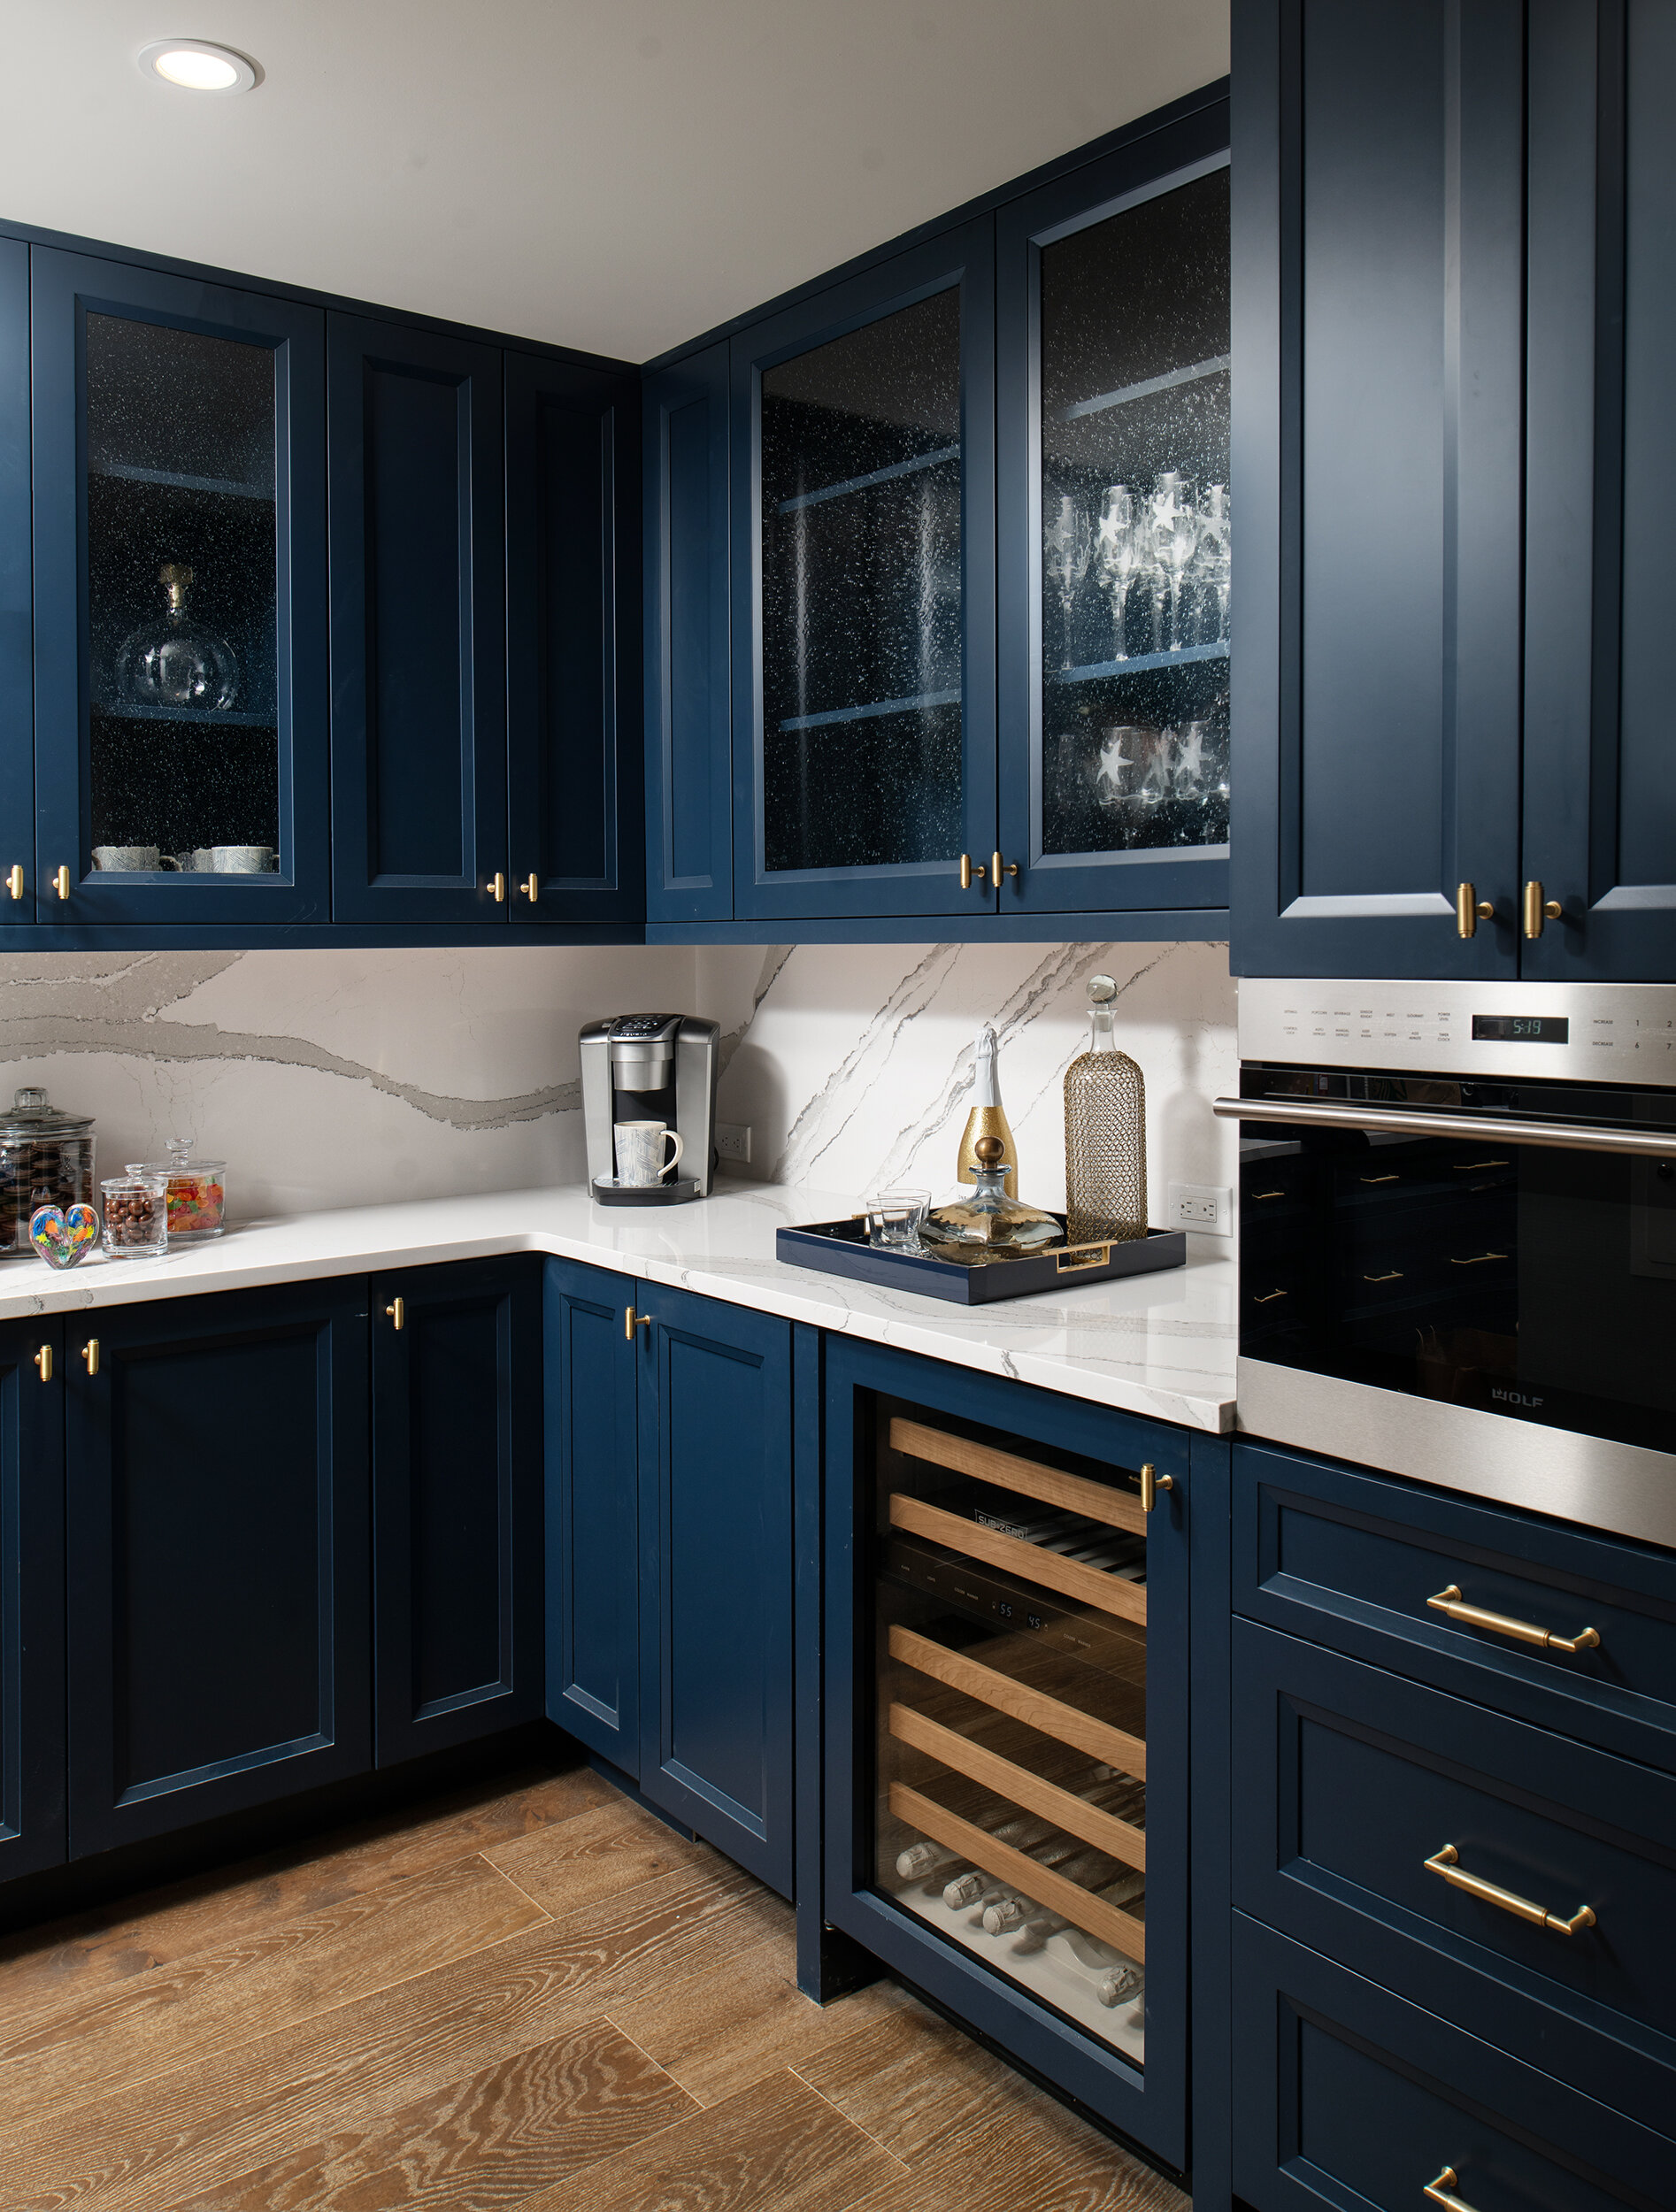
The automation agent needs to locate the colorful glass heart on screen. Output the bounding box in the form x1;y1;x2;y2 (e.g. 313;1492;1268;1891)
30;1202;99;1270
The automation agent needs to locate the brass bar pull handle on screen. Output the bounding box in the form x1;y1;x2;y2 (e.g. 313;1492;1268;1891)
1426;1583;1600;1653
1251;1188;1285;1200
1139;1463;1173;1512
1252;1287;1288;1303
385;1298;404;1331
519;873;539;902
488;872;506;902
81;1339;99;1376
54;865;70;902
1423;2168;1480;2212
1424;1845;1595;1936
625;1306;650;1340
958;853;988;890
1363;1270;1404;1282
1523;880;1563;938
6;864;22;901
34;1345;51;1382
991;849;1019;882
1448;1251;1508;1266
1456;882;1494;938
1360;1173;1400;1185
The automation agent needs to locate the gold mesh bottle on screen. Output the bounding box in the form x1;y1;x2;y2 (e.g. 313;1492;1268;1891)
1064;974;1147;1243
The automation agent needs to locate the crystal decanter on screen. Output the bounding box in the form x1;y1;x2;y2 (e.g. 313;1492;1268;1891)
117;563;240;710
922;1135;1063;1257
1063;974;1148;1244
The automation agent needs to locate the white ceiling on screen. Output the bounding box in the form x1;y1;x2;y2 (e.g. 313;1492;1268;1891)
0;2;1228;363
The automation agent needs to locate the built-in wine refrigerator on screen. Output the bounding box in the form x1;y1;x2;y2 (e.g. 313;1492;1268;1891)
821;1339;1191;2170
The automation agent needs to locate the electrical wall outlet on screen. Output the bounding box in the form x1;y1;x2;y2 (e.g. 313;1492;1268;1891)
1166;1181;1233;1235
715;1123;752;1164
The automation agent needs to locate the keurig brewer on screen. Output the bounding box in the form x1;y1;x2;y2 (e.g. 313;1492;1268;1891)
580;1014;720;1204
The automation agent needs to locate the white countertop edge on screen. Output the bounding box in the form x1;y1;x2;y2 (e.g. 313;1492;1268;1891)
0;1184;1238;1434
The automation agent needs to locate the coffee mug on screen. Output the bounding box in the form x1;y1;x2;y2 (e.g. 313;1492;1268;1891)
615;1120;685;1187
93;845;174;872
174;849;214;872
211;846;276;873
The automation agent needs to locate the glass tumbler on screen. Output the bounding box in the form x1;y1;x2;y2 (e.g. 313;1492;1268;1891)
866;1188;930;1250
101;1174;169;1261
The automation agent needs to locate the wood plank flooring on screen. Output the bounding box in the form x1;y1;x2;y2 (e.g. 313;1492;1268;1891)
0;1761;1187;2212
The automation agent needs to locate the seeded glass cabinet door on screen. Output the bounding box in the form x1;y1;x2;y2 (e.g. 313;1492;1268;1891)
1524;0;1676;982
997;122;1232;919
732;222;996;921
328;316;506;926
0;242;29;928
30;250;328;925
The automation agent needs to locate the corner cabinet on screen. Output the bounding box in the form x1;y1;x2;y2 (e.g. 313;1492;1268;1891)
1232;0;1676;983
543;1257;795;1897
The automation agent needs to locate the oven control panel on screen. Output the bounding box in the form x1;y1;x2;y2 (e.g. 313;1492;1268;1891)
1238;978;1676;1086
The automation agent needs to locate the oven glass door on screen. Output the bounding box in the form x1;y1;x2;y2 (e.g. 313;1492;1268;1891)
1239;1071;1676;1455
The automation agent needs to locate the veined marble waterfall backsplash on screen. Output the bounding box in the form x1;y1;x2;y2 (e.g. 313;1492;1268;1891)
0;941;1234;1223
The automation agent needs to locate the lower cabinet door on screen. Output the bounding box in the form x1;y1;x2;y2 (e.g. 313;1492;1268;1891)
637;1286;793;1895
373;1258;542;1765
0;1320;65;1878
1232;1913;1673;2211
65;1285;371;1855
544;1258;641;1771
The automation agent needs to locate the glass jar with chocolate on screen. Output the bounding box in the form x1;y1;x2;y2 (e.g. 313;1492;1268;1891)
0;1087;96;1257
100;1173;169;1261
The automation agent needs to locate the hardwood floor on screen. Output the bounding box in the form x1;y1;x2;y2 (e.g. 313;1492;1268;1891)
0;1762;1187;2212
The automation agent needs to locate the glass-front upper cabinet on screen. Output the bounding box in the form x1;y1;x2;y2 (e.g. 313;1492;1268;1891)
998;134;1232;918
732;221;996;920
31;251;327;924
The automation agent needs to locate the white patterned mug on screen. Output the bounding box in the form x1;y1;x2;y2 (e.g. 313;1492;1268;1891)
93;845;172;871
211;845;275;873
615;1121;685;1187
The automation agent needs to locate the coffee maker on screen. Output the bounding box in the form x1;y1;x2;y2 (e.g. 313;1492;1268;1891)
580;1014;720;1204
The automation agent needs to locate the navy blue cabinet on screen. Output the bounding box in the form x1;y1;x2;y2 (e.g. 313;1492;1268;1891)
644;342;733;924
1230;0;1526;980
730;222;999;924
327;314;507;926
0;241;30;923
31;248;331;927
65;1283;371;1855
372;1258;542;1766
0;1321;65;1879
635;1285;793;1894
543;1256;641;1770
505;349;642;926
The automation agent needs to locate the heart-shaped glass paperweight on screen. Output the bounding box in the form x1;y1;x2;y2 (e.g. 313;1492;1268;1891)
30;1202;99;1269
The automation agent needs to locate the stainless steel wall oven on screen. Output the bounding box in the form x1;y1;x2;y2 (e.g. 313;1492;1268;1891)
1218;980;1676;1549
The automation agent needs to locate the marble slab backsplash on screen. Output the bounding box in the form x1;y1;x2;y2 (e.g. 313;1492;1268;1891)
0;940;1234;1224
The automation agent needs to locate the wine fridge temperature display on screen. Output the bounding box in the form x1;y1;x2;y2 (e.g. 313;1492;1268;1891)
870;1400;1150;2063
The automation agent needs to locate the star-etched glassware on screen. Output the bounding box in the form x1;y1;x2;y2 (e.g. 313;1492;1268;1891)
1044;493;1094;671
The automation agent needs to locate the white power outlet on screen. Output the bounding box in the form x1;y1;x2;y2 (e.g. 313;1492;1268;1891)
1167;1181;1233;1235
715;1123;752;1164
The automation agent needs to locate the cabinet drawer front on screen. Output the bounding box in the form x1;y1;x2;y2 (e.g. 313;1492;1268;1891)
1234;1619;1676;2131
1234;1440;1676;1769
1232;1915;1672;2212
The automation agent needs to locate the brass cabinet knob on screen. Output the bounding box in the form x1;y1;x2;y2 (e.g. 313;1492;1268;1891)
519;873;539;902
625;1306;651;1340
1455;882;1494;939
958;854;988;891
488;872;506;902
1139;1463;1175;1512
991;850;1019;883
81;1338;99;1376
5;864;22;901
1523;880;1563;939
33;1345;51;1382
53;865;70;902
385;1298;404;1331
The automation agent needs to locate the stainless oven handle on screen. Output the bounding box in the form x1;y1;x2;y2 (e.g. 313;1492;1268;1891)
1212;1095;1676;1160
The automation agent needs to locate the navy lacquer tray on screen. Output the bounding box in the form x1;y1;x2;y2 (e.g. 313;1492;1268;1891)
775;1214;1187;1305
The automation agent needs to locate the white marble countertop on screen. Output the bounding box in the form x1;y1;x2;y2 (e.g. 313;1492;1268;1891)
0;1181;1237;1432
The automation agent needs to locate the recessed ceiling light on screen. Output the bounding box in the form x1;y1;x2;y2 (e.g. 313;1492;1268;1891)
137;38;261;94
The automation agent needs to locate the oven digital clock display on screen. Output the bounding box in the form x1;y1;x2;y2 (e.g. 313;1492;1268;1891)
1472;1014;1571;1043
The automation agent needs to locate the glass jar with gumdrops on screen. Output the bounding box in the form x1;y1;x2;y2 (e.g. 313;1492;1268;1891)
125;1137;227;1240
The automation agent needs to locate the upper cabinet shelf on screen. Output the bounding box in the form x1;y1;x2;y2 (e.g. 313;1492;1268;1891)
1061;353;1231;423
777;443;960;514
90;462;272;500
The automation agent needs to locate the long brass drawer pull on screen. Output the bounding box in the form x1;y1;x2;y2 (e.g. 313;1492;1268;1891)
1360;1173;1400;1185
1425;1845;1595;1935
1426;1583;1600;1654
1448;1252;1507;1266
1363;1270;1404;1283
1423;2168;1480;2212
1252;1287;1288;1303
1251;1188;1286;1200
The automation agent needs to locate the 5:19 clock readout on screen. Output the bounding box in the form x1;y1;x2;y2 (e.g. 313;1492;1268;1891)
1471;1014;1571;1043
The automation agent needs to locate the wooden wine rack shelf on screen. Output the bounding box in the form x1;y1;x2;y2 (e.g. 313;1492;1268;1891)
888;1701;1146;1872
889;1418;1147;1536
888;1624;1147;1778
889;1780;1147;1965
888;1492;1148;1628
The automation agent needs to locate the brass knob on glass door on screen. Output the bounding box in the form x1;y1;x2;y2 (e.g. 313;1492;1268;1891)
5;865;21;901
958;854;988;891
991;850;1019;884
53;865;70;902
488;872;505;902
1523;880;1563;939
1455;883;1494;939
519;873;539;902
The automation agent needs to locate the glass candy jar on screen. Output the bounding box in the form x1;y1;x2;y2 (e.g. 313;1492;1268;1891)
101;1173;169;1260
1063;974;1148;1244
117;562;241;711
922;1136;1064;1257
0;1087;96;1257
125;1137;227;1240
